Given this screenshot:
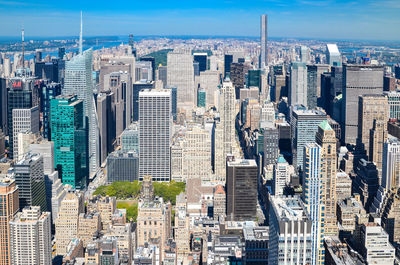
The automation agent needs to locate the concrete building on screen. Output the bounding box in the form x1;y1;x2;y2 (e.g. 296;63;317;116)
307;64;330;109
316;120;338;236
268;196;313;265
342;65;384;144
0;178;19;265
174;193;190;263
273;155;291;196
105;223;133;264
213;185;226;220
382;137;400;190
107;150;139;183
244;225;269;264
326;44;341;66
337;197;367;235
384;91;400;120
289;62;307;107
77;212;101;247
9;206;51;265
324;237;365;265
263;122;279;166
198;70;220;109
226;159;258;221
260;14;268;68
361;223;395;265
12;106;39;160
335;171;352;202
88;196;117;231
139;89;171;181
28;140;54;176
55;192;84;256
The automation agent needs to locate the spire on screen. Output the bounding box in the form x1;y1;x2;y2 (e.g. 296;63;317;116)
79;11;83;54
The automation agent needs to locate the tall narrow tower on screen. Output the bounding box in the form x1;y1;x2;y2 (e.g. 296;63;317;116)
316;120;338;236
79;11;83;54
260;14;268;68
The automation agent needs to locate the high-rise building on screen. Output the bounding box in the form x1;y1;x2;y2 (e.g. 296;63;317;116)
9;206;51;265
361;223;395;265
139;89;171;181
198;70;220;109
106;150;139;183
273;155;290;196
62;49;99;177
121;123;139;153
213;185;226;220
7;74;38;159
96;92;112;165
55;191;84;256
140;56;156;80
289;62;308;107
133;80;154;121
34;60;59;82
384;91;400;120
302;143;325;265
197;87;206;107
174;193;190;261
167;50;195;110
51;95;88;189
220;81;236;169
224;54;233;78
226;159;258;221
315;120;338;236
290;106;327;169
382;137;400;190
40;81;62;140
307;64;330;109
263;122;279;166
326;44;341;66
12;106;39;160
268;196;312;265
260;14;268;68
0;178;19;265
193;53;207;72
0;78;7;134
230;63;245;99
342;65;384;144
12;153;47;212
157;66;167;88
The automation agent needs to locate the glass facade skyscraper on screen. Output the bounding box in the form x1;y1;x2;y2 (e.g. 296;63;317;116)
51;95;88;189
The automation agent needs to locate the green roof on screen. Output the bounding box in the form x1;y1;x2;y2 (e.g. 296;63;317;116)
319;120;332;131
277;155;287;164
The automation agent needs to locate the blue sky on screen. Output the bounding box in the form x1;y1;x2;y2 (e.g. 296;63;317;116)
0;0;399;40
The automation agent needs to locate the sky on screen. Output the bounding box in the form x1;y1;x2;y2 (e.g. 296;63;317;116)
0;0;399;41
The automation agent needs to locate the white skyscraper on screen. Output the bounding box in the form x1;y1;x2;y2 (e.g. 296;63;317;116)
260;14;268;68
12;106;39;160
63;15;99;177
289;62;308;107
382;137;400;190
139;89;172;181
220;81;236;157
9;206;52;265
273;156;290;196
326;44;341;66
167;49;195;111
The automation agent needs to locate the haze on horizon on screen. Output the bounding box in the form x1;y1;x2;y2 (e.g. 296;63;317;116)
0;0;399;41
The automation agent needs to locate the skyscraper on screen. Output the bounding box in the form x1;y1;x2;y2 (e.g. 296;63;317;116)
106;150;139;183
167;49;195;111
9;206;52;265
62;48;99;177
193;53;207;72
260;14;268;68
226;159;258;221
263;122;279;166
289;62;308;107
316;121;338;236
0;78;7;134
326;44;341;66
342;65;384;144
302;143;325;265
40;81;62;140
51;95;88;189
12;153;47;212
382;137;400;190
139;89;172;181
0;178;19;265
273;155;291;196
12;106;39;160
224;54;233;78
384;91;400;120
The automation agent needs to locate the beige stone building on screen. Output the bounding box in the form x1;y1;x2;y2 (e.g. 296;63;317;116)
77;212;101;247
174;193;190;263
213;185;226;220
105;223;133;263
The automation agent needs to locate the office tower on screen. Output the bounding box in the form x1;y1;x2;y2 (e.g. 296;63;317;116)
260;14;268;68
326;44;341;66
290;106;326;169
106;150;139;183
63;48;99;177
302;143;325;265
272;68;286;103
273;155;290;195
307;64;330;109
230;63;245;99
136;60;153;81
335;171;352;202
58;47;66;59
157;66;167;88
0;78;6;134
226;159;258;221
342;65;384;144
174;193;190;262
0;178;19;265
96;92;112;165
300;46;309;63
384;91;400;119
13;152;47;212
213;185;226;219
140;56;156;80
354;158;379;210
139;89;171;181
51;95;88;189
0;130;4;158
132;80;154;121
361;223;395;265
121;123;139;153
9;206;51;265
384;76;396;91
320;66;342;116
382;137;400;190
268;196;312;265
35;60;59;82
77;212;101;247
7;74;38;159
263;122;279;166
224;54;233;78
105;223;133;263
35;51;42;62
167;49;195;110
197;87;206;107
248;69;261;88
12;106;39;160
40;81;62;140
357;94;389;156
289;62;308;107
220;81;236;165
198;70;220;109
193;53;207;72
315;120;338;236
193;61;200;76
166;85;177;120
55;191;84;256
